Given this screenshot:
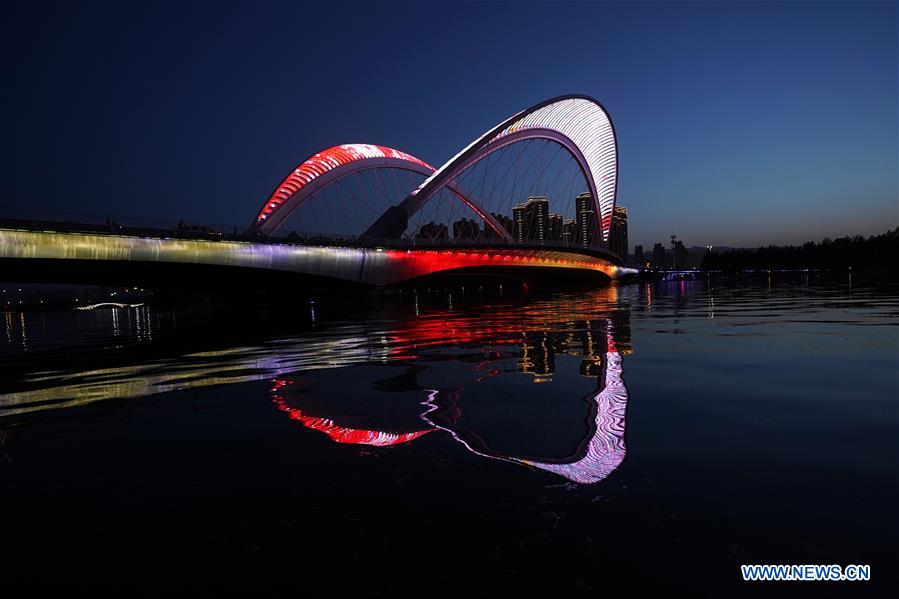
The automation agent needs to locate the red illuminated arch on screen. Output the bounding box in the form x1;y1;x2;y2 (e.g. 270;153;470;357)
253;143;512;240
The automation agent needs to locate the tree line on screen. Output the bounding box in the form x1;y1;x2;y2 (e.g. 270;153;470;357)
701;228;898;271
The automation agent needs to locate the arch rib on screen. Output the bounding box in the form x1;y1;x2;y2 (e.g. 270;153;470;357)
253;143;512;241
402;128;594;218
253;144;433;235
398;95;618;245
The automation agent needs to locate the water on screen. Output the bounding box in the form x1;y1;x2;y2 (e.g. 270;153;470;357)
1;276;897;595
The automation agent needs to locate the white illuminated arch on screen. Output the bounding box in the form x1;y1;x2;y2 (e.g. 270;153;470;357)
402;95;618;244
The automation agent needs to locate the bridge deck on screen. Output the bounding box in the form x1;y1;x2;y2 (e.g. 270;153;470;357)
0;221;625;288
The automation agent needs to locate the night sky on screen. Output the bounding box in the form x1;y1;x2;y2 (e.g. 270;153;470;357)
5;1;897;249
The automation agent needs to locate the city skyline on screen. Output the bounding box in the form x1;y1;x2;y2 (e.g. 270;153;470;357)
415;192;610;251
5;2;896;250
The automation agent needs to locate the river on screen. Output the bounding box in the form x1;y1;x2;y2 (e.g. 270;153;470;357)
1;275;897;594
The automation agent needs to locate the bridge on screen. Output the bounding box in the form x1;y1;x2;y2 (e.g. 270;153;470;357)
1;95;631;289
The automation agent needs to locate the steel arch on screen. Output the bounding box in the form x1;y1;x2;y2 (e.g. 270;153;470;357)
401;128;594;217
253;144;432;235
396;95;618;245
253;143;513;240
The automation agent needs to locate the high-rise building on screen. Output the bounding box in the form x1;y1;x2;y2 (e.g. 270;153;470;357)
634;244;644;267
653;242;668;269
523;196;549;242
575;192;597;247
452;217;480;239
512;204;526;241
672;239;690;269
486;212;515;239
610;205;628;260
562;219;576;244
416;221;448;241
548;213;563;242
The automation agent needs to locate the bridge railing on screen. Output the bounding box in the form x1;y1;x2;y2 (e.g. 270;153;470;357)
0;215;623;263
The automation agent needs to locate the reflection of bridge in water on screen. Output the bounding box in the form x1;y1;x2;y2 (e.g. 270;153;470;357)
272;307;630;484
0;289;632;485
0;95;634;288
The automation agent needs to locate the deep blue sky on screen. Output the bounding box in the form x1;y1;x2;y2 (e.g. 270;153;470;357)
5;1;897;248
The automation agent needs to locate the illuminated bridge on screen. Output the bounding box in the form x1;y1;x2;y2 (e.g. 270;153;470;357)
0;95;632;289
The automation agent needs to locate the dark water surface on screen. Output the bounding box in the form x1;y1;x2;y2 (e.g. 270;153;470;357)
1;277;897;595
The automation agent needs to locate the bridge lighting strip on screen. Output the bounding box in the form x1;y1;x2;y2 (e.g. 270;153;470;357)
0;229;620;286
255;144;433;225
